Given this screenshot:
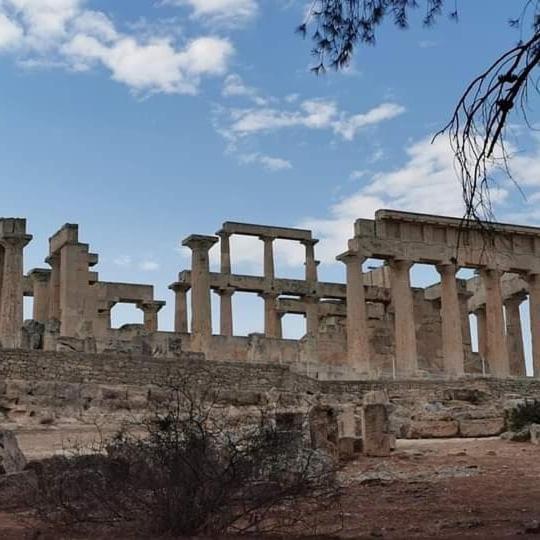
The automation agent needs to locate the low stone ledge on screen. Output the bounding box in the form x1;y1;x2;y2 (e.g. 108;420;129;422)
407;420;459;439
458;417;505;438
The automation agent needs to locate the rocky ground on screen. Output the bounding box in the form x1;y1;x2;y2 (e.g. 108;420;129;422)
0;431;538;538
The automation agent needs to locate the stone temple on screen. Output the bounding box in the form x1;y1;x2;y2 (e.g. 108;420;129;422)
0;209;538;381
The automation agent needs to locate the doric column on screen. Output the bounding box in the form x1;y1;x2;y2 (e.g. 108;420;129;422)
169;282;190;333
217;287;234;337
457;283;473;358
474;306;487;361
46;255;61;321
95;301;115;337
261;236;275;281
337;251;371;374
389;259;417;377
260;292;281;338
28;269;51;323
504;292;526;377
0;236;31;349
218;231;232;274
527;273;540;377
182;235;218;338
436;263;464;377
480;268;509;377
301;239;319;284
303;294;319;336
137;300;165;332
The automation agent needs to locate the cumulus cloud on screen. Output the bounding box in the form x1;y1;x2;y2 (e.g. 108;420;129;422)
170;0;258;25
223;99;405;141
0;0;234;95
239;152;292;171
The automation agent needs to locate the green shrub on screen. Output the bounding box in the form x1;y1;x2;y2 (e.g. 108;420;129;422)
506;399;540;431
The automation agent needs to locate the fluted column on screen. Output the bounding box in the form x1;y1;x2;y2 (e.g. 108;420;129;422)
182;235;218;340
389;259;417;377
480;268;509;377
504;292;526;377
218;287;234;337
337;251;370;374
137;300;165;332
169;282;190;333
527;273;540;377
436;263;464;377
0;236;31;348
28;269;51;323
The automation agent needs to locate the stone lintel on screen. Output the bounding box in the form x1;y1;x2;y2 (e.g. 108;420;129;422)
0;218;28;237
182;234;218;251
221;221;312;241
49;223;79;253
28;268;51;282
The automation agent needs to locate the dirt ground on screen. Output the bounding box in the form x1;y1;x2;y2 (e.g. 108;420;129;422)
0;430;539;539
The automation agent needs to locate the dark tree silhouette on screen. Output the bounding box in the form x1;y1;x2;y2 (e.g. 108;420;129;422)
299;0;540;224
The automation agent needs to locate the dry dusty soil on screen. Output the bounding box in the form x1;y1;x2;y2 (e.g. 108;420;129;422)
0;429;539;539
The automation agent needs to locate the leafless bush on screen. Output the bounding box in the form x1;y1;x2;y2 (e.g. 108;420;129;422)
30;370;341;536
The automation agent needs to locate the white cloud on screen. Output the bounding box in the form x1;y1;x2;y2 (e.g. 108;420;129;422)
224;99;405;141
139;260;160;271
239;152;292;171
114;255;133;267
0;1;234;95
170;0;257;25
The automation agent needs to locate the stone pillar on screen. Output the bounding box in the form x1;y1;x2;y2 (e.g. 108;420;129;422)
303;294;319;336
138;300;165;332
169;283;190;333
302;239;319;284
504;292;526;377
436;263;464;377
337;252;371;374
480;268;509;377
261;236;275;281
218;287;234;337
389;259;417;377
94;301;114;337
0;247;4;309
59;243;90;337
28;269;51;323
218;232;232;274
46;255;61;321
260;292;281;338
474;306;487;361
458;284;473;358
0;237;31;349
528;273;540;378
182;235;218;339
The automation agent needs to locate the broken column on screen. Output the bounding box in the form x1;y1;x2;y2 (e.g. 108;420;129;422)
361;390;393;457
436;263;464;377
480;268;509;377
0;219;32;349
260;292;282;338
182;235;218;346
169;282;190;333
337;251;371;374
505;292;526;377
389;259;417;377
138;300;165;332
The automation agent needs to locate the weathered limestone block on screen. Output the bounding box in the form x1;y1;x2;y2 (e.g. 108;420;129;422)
458;417;505;437
337;436;357;460
407;419;459;439
361;403;392;456
530;424;540;445
21;320;44;350
0;431;26;474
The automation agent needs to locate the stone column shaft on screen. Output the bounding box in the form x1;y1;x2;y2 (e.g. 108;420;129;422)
219;232;231;274
172;285;189;333
218;288;234;337
389;259;417;377
262;237;275;281
528;273;540;378
338;252;371;374
261;292;281;338
0;238;29;349
302;240;318;283
475;306;487;361
29;270;51;323
505;294;526;377
437;263;465;377
480;268;509;377
47;255;61;321
303;295;319;336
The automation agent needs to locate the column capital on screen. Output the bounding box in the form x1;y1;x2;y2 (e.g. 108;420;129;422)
472;304;486;315
137;300;166;313
259;291;278;301
182;235;218;251
435;262;459;275
336;250;366;265
259;235;275;243
300;238;319;247
301;293;319;304
504;291;528;306
215;229;231;239
215;286;235;298
0;234;32;250
28;268;51;283
168;281;191;293
388;258;414;272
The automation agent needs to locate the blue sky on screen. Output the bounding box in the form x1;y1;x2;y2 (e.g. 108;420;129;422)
0;1;538;355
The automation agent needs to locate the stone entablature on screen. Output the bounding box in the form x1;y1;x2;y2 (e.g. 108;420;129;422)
2;210;540;382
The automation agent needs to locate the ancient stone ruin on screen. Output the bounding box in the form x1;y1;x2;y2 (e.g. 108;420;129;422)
0;209;538;381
